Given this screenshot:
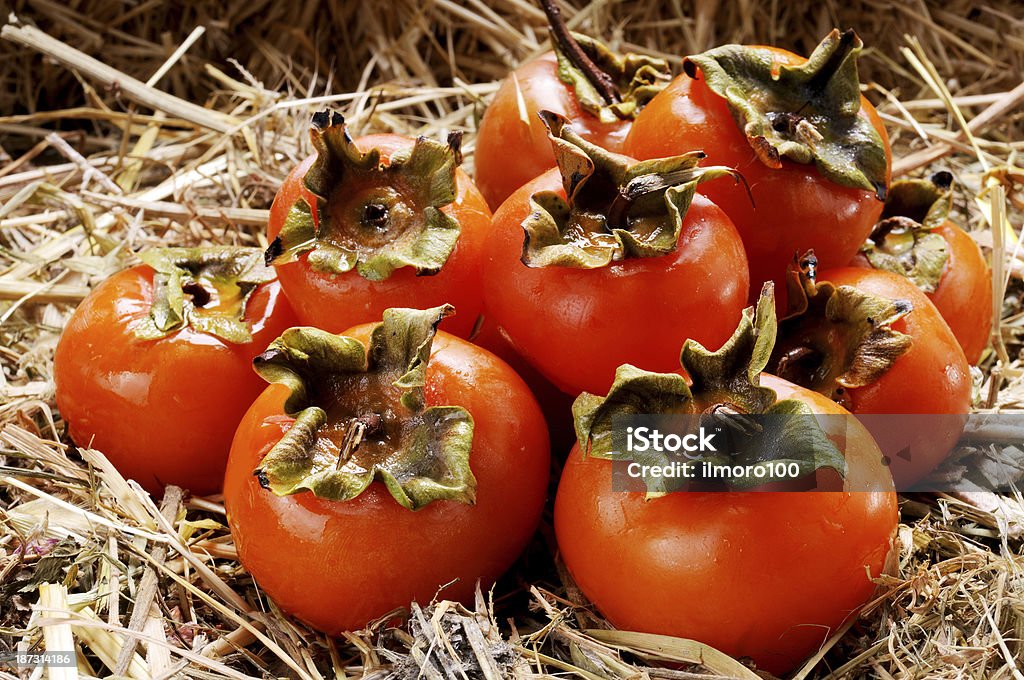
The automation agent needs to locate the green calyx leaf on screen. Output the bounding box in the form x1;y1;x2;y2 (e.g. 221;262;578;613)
685;29;888;198
132;246;275;344
711;397;847;490
265;110;464;281
881;172;953;229
573;364;693;462
252;304;476;510
572;283;846;490
769;251;913;401
553;32;671;124
680;283;780;414
861;172;953;292
522;110;741;268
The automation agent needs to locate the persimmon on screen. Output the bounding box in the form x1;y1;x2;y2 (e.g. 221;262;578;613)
556;288;897;675
54;247;298;495
482;111;748;396
267;111;491;338
768;252;972;487
854;172;992;363
474;0;670;209
626;30;892;297
224;306;550;633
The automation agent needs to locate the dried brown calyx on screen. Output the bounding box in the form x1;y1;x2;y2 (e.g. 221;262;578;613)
767;251;913;409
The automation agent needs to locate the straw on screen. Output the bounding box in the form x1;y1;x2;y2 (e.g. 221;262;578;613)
0;2;1022;677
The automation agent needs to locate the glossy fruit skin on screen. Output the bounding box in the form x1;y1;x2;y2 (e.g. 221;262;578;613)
555;374;897;676
53;266;298;495
475;53;631;210
818;267;971;487
268;134;492;339
224;328;550;634
482;167;749;397
625;47;892;298
853;222;992;364
470;317;578;455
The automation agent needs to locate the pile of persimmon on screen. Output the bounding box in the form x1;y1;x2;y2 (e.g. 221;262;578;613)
52;2;988;676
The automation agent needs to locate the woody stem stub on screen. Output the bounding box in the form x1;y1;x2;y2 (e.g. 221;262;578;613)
363;203;389;231
538;0;620;104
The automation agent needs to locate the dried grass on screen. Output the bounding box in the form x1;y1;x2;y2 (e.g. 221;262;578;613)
0;1;1023;678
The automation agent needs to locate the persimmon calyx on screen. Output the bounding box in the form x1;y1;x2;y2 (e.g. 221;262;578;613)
572;284;846;492
251;305;476;510
134;246;274;344
522;110;741;268
685;29;888;198
769;251;913;403
861;172;954;292
552;31;671;123
265;110;464;281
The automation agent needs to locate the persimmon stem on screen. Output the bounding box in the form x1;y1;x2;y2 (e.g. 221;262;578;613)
606;165;708;228
800;251;819;281
605;161;748;229
773;345;821;385
703;402;747;416
702;402;762;436
337;420;366;469
363;203;389;230
181;280;211;308
869;215;918;243
538;0;621;105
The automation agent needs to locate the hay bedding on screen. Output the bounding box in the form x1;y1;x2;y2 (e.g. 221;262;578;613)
0;0;1023;677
